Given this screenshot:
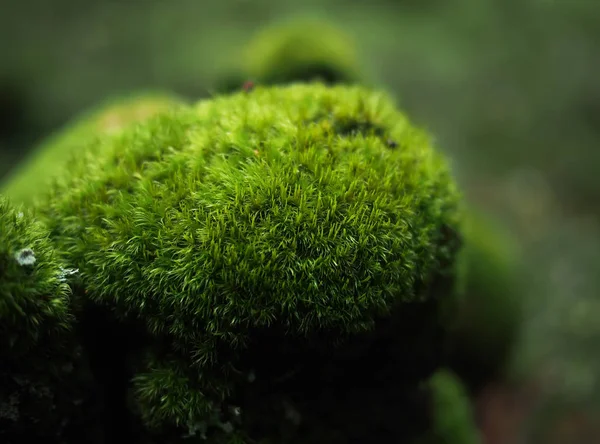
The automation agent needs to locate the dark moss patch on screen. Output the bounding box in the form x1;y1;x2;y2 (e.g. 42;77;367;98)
0;195;103;443
33;84;462;441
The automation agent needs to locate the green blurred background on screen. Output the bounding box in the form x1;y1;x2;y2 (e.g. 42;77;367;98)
1;0;599;442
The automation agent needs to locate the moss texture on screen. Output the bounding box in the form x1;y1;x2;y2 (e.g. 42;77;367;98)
0;196;70;353
217;18;364;93
448;209;523;393
32;83;462;442
0;195;100;443
1;92;186;206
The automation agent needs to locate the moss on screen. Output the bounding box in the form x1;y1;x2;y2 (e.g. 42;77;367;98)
418;369;481;444
217;18;365;93
0;194;71;356
36;83;461;442
0;195;100;443
1;92;187;206
448;208;523;393
130;354;245;443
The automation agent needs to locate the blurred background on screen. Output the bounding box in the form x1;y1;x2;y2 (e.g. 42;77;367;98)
1;0;599;442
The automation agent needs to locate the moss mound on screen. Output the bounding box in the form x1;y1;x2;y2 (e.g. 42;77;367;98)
218;18;364;92
448;209;523;393
1;92;186;206
421;369;481;444
35;83;462;442
0;195;71;353
0;195;100;443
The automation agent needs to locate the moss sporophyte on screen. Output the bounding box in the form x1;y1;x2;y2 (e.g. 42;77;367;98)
0;81;498;444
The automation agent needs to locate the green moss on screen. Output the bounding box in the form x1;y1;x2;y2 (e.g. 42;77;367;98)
419;369;481;444
130;354;244;442
217;18;364;93
37;83;461;441
0;195;100;443
448;208;523;392
41;82;461;348
0;194;70;354
1;92;187;206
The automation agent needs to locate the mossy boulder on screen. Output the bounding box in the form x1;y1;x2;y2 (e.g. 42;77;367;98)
35;83;463;442
1;92;186;206
448;209;523;393
217;18;364;93
0;195;100;443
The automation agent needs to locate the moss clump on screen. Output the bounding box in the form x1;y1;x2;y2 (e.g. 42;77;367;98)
217;18;364;93
1;92;186;206
37;83;462;442
448;209;523;393
0;195;100;443
0;196;70;353
419;369;481;444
